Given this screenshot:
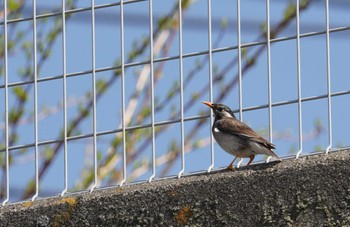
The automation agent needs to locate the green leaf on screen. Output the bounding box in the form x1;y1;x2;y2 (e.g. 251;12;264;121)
38;40;44;53
22;41;31;50
284;3;296;20
8;0;21;11
191;92;200;100
314;145;322;152
260;22;266;35
16;31;24;40
42;147;54;159
96;79;107;93
301;0;309;8
158;16;172;30
8;40;15;50
140;106;151;118
9;108;24;124
12;86;28;102
18;66;32;79
22;41;33;59
97;151;102;161
47;29;59;43
241;48;247;58
167;81;179;98
78;104;90;118
181;0;192;9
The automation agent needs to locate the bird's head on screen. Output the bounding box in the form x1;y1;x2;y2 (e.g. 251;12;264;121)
202;101;236;120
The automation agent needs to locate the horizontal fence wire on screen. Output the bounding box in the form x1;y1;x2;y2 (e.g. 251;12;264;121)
1;0;349;204
1;88;349;153
0;0;147;26
0;25;349;90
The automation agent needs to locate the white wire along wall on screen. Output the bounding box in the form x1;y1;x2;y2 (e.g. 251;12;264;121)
0;0;349;204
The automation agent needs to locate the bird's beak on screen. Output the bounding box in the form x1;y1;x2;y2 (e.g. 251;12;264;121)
202;101;214;108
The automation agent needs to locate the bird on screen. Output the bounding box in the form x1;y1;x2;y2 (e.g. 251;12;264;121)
202;101;281;171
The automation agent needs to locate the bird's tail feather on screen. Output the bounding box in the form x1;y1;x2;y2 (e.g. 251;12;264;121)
267;149;281;161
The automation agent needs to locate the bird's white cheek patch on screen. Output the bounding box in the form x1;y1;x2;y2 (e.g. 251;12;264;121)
222;111;233;118
214;127;220;133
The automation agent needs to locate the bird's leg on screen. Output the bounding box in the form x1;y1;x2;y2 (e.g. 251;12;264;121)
246;155;255;166
226;157;237;172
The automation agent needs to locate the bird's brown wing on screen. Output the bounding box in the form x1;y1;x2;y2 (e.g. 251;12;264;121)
216;118;280;158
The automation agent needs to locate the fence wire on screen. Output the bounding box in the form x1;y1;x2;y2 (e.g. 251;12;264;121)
0;0;349;204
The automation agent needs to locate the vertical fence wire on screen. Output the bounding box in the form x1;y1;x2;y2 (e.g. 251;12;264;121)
178;0;185;178
295;0;303;159
236;158;244;168
2;0;10;206
325;0;332;154
265;0;273;163
90;0;98;192
61;0;68;196
236;0;243;167
148;0;156;182
119;0;127;186
31;0;39;201
237;0;243;122
207;0;214;173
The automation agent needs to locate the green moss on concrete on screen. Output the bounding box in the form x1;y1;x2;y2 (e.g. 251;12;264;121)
53;197;77;227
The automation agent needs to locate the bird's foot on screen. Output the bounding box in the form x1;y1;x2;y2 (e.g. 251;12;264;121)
226;165;235;172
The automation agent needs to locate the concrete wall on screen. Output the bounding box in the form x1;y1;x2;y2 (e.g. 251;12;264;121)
1;149;349;226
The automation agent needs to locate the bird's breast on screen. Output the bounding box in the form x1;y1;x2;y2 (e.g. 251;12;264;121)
212;126;250;157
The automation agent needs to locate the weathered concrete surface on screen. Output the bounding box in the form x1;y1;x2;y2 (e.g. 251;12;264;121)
1;149;350;226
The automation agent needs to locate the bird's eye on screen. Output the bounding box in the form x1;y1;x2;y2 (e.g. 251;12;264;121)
217;107;223;112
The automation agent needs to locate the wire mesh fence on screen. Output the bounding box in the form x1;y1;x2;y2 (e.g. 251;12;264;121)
0;0;349;204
